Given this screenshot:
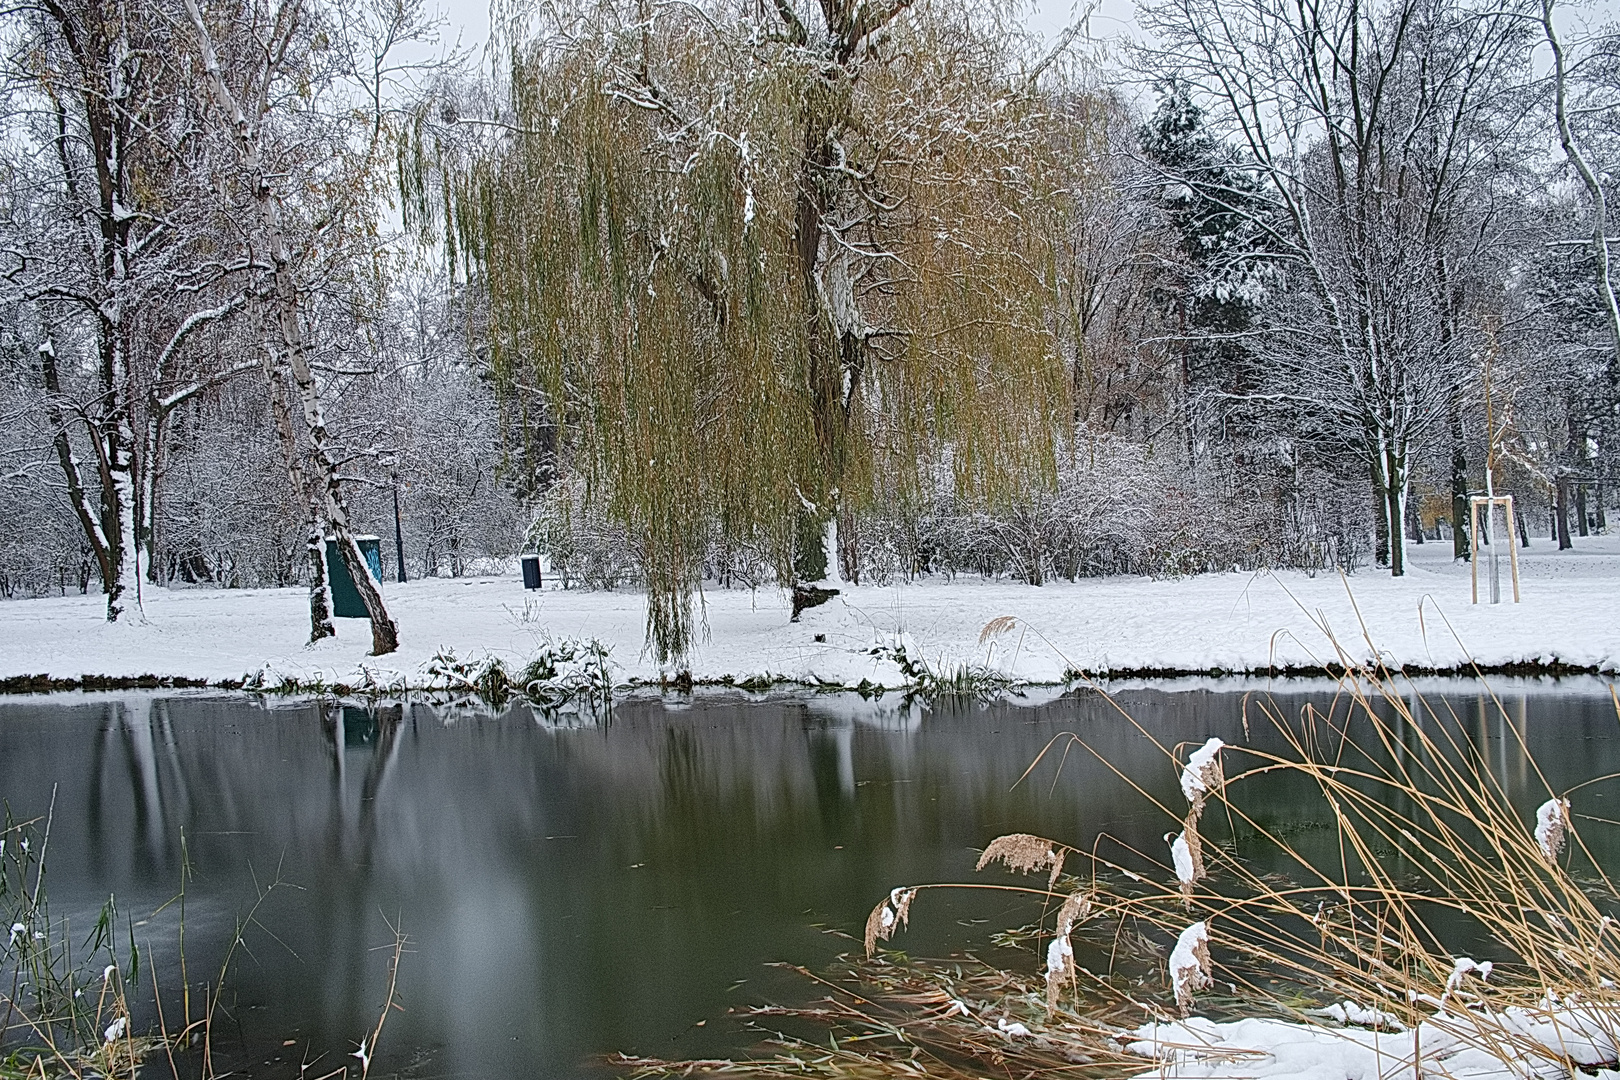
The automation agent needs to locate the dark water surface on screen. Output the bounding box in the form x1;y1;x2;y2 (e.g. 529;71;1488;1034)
1;680;1617;1078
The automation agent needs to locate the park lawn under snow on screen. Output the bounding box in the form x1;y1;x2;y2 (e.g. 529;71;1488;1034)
1;534;1618;689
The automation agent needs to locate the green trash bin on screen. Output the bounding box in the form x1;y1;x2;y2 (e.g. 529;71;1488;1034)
326;536;383;618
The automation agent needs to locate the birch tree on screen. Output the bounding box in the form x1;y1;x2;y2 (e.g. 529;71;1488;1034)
180;0;440;653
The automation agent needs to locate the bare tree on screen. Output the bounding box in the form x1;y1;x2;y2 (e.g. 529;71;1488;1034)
1139;0;1535;575
0;0;256;621
1542;0;1620;378
180;0;443;653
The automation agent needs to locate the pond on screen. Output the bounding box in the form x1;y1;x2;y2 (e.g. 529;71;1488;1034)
0;679;1617;1078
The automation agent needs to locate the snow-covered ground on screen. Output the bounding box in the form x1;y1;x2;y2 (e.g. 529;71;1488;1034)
1125;1001;1620;1079
1;533;1617;689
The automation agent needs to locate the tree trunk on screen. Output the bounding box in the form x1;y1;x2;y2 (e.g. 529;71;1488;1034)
305;509;335;641
186;0;395;654
1382;442;1408;577
837;507;860;586
103;395;142;623
264;347;335;642
141;408;164;584
1556;476;1573;550
1576;482;1590;537
1372;456;1391;569
1450;402;1469;561
392;483;408;583
1563;397;1587;548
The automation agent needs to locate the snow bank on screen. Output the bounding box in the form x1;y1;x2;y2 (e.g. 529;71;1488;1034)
1126;997;1620;1078
2;536;1619;689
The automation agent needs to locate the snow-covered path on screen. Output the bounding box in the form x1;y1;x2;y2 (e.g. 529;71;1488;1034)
1;535;1617;689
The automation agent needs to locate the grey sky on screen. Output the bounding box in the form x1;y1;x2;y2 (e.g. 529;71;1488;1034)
427;0;1140;59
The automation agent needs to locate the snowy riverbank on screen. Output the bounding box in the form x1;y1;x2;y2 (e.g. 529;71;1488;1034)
2;535;1618;691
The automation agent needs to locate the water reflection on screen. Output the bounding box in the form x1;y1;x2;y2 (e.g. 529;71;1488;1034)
0;680;1616;1077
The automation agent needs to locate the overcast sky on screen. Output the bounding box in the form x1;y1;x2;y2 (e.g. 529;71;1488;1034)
427;0;1140;62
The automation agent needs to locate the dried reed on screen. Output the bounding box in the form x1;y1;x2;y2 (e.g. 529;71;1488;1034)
631;649;1620;1077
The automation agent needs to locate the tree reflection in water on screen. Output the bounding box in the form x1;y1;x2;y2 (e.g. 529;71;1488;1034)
1;680;1615;1077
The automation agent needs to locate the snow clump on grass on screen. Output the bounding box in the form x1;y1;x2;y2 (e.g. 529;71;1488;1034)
1180;738;1225;808
1313;1000;1403;1029
1169;830;1200;899
1446;956;1493;994
1536;797;1571;863
1044;890;1092;1007
1169;921;1212;1013
863;887;917;955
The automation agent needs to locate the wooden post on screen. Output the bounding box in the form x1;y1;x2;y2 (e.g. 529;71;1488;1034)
1470;495;1521;604
1470;498;1480;604
1504;494;1520;603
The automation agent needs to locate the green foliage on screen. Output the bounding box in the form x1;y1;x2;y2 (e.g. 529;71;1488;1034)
1;812;149;1078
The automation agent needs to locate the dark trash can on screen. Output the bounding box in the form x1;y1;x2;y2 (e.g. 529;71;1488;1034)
326;535;383;618
521;554;543;591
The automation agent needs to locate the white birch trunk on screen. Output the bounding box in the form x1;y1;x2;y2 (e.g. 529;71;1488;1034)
822;515;846;587
1544;0;1620;375
185;0;395;653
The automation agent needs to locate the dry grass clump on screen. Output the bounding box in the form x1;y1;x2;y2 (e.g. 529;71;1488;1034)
0;808;156;1080
629;656;1620;1078
617;958;1152;1080
1;810;406;1080
861;888;917;956
973;833;1069;887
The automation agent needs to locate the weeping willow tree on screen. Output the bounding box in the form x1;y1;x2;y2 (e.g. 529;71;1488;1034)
408;0;1085;665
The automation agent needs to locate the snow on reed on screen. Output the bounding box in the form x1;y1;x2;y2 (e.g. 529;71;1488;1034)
1537;796;1572;863
1169;921;1212;1013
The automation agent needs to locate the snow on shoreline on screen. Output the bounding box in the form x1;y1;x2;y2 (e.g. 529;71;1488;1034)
1;537;1618;690
1125;998;1620;1078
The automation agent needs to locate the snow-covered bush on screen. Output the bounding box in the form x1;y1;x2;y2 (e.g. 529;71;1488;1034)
423;639;615;711
525;432;1378;594
531;478;641;590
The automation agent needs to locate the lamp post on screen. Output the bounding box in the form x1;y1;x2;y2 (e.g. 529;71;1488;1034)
391;470;408;584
